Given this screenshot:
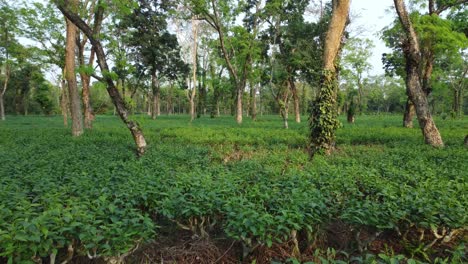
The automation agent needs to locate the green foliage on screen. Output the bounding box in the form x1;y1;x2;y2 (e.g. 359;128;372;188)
33;81;55;115
0;115;466;262
309;71;341;156
19;1;66;69
413;12;468;53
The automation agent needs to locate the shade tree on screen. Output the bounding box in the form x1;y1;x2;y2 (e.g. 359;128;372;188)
309;0;351;158
341;37;374;121
55;0;148;156
121;0;188;120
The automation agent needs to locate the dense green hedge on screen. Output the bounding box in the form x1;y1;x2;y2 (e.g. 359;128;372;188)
0;115;466;262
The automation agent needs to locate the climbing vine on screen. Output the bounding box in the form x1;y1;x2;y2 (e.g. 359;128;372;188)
309;70;341;158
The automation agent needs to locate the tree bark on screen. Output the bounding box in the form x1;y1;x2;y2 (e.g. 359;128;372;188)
249;80;257;121
347;100;355;123
81;74;94;129
77;8;101;129
289;77;300;123
0;94;4;121
77;41;95;128
394;0;443;147
421;51;434;96
403;98;415;128
309;0;350;158
357;76;364;113
60;78;69;126
64;7;84;136
147;92;151;116
57;1;147;156
151;71;160;120
189;17;198;122
236;87;243;123
1;27;11;121
168;81;174;115
347;111;355;123
0;64;9;121
281;107;289;129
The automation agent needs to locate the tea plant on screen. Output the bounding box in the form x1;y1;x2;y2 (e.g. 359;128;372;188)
0;115;466;262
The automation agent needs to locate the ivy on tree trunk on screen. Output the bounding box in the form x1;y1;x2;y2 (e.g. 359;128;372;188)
308;0;350;158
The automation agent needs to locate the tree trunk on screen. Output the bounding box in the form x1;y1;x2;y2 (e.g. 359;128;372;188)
0;94;4;121
250;81;257;121
0;65;8;121
309;0;350;158
403;98;415;128
456;87;463;118
347;101;355;123
289;78;300;123
60;78;69;127
78;39;96;129
190;17;198;122
282;110;289;129
14;85;21;115
357;77;363;113
57;2;147;156
302;83;307;116
422;51;434;96
65;10;84;137
151;72;159;120
210;1;246;124
168;82;174;115
189;96;195;120
147;92;151;116
281;103;289;129
394;0;443;147
451;67;467;118
236;86;243;124
81;73;94;128
347;110;355;123
197;72;207;118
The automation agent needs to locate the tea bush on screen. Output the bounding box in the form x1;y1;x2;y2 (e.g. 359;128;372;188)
0;114;466;262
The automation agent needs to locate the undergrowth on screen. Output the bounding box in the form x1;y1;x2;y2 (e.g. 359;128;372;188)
0;114;466;263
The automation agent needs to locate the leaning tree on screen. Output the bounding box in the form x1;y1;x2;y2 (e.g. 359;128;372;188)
55;0;147;156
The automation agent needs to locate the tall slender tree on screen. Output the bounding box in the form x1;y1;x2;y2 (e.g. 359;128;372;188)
189;17;199;121
64;0;83;136
76;0;102;129
122;0;188;120
341;38;374;116
189;0;261;124
0;1;19;121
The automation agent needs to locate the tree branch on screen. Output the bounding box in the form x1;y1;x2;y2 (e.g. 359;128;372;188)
434;0;468;15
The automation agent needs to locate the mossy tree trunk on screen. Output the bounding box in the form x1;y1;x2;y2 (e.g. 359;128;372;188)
309;0;350;158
